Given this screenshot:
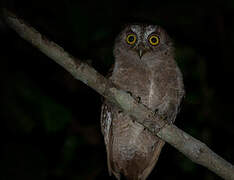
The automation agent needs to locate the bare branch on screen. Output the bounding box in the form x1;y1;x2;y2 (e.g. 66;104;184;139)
2;9;234;180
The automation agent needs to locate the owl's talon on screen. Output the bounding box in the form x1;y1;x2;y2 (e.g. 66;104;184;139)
137;96;141;103
126;91;141;103
126;91;133;96
154;109;159;116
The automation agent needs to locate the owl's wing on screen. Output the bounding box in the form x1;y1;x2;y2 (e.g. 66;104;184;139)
154;65;185;124
100;101;114;176
141;139;165;180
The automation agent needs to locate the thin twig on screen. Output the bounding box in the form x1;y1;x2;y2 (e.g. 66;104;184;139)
2;9;234;180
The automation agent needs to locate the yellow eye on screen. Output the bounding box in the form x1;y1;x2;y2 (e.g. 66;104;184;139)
149;35;160;46
126;34;137;45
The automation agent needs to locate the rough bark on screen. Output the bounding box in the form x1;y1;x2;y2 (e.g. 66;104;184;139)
2;9;234;180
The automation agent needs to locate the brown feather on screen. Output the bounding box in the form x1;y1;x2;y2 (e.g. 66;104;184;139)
101;24;184;179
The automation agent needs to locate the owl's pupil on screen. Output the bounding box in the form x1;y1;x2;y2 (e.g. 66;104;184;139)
151;37;157;43
128;36;134;42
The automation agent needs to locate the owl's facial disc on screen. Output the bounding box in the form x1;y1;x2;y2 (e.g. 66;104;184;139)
126;25;162;59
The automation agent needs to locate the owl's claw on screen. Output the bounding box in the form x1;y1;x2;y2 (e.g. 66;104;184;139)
154;109;159;116
126;91;133;96
136;96;141;103
126;91;141;103
162;115;168;121
153;109;172;124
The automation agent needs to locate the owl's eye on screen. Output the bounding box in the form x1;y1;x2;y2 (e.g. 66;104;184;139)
126;34;137;45
148;35;160;46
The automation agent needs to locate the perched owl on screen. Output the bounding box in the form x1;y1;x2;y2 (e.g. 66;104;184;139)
101;24;184;180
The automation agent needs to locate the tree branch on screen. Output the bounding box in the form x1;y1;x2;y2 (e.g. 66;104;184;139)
2;9;234;180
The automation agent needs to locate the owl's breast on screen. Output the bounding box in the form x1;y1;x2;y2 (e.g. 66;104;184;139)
111;64;163;109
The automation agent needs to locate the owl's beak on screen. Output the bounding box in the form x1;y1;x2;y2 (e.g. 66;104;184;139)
138;49;144;59
137;43;146;59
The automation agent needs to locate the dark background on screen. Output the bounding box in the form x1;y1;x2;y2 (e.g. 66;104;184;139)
0;0;233;180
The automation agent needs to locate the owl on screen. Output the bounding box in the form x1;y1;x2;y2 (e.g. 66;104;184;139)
101;24;184;180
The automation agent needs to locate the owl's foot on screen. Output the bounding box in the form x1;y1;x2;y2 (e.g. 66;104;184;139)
154;109;165;119
126;91;141;103
154;101;178;124
126;91;132;96
153;109;171;124
154;108;159;115
136;96;141;103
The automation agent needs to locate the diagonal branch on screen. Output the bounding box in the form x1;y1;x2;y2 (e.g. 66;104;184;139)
2;9;234;180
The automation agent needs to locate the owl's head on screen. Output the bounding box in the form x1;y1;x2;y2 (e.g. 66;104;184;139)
114;24;174;64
